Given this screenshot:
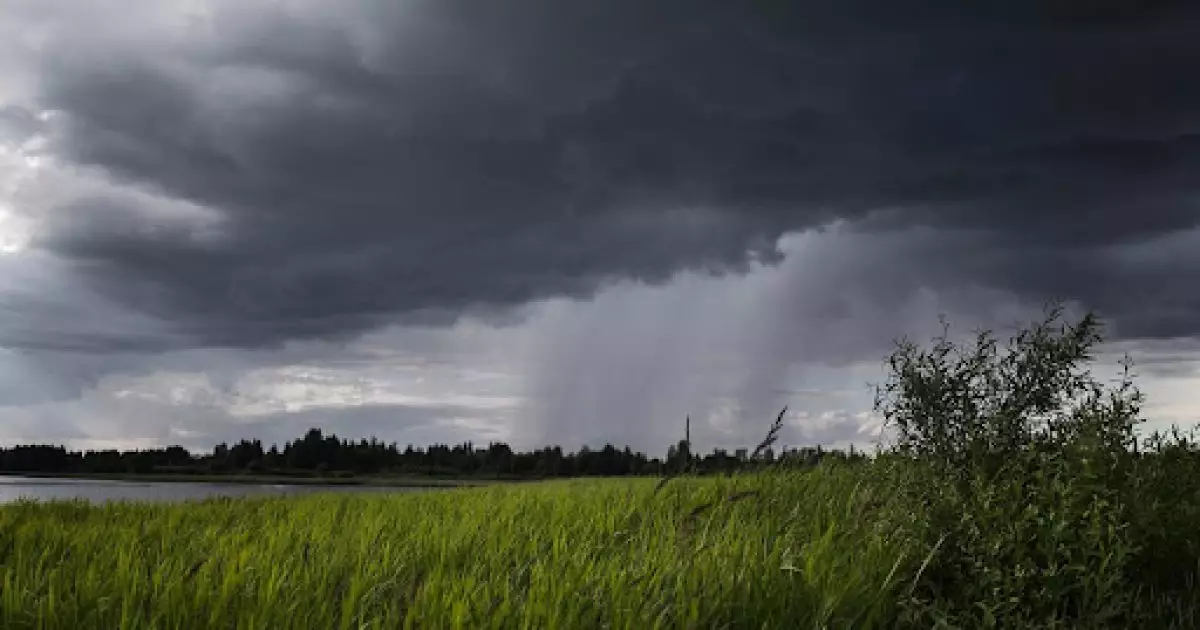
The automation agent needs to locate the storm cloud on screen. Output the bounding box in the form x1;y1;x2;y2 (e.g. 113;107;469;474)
0;0;1196;348
1;0;1199;450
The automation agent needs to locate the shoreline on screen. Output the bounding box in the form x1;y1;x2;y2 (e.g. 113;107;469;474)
0;471;489;488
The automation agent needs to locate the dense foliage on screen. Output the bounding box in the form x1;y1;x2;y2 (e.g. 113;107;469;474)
872;305;1200;627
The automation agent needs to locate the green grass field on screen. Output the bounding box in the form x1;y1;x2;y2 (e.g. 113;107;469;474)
3;458;1200;629
0;468;919;629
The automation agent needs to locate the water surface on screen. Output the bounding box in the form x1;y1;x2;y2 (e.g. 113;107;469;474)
0;476;423;504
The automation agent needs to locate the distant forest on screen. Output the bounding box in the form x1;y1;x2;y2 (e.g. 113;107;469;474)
0;428;866;478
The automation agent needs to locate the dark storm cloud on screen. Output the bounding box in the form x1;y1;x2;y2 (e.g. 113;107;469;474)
13;0;1200;347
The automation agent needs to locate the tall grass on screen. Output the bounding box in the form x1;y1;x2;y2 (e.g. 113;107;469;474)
2;450;1199;628
0;469;916;629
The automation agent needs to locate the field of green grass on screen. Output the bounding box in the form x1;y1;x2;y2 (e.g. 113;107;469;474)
4;456;1200;628
0;468;917;629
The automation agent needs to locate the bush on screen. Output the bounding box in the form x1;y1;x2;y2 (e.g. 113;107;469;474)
874;305;1156;627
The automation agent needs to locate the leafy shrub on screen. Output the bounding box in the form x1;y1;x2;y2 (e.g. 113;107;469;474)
874;305;1149;627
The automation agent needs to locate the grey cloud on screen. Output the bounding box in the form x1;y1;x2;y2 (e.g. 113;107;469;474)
0;0;1192;351
0;235;1190;453
1139;360;1200;380
518;228;1061;449
0;395;499;452
788;410;881;448
1104;338;1200;380
0;323;525;449
0;105;42;145
194;403;510;451
0;254;185;354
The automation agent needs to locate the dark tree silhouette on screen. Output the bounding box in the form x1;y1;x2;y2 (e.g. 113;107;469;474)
0;426;866;479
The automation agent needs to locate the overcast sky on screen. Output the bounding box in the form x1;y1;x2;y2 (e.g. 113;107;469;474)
1;0;1198;454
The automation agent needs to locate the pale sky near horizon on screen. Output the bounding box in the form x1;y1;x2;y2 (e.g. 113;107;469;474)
1;0;1198;454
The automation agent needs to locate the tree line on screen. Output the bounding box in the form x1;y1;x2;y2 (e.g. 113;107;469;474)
0;427;866;479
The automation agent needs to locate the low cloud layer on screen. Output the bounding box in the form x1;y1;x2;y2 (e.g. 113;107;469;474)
0;0;1198;449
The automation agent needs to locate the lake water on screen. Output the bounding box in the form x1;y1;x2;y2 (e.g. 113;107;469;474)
0;476;425;504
